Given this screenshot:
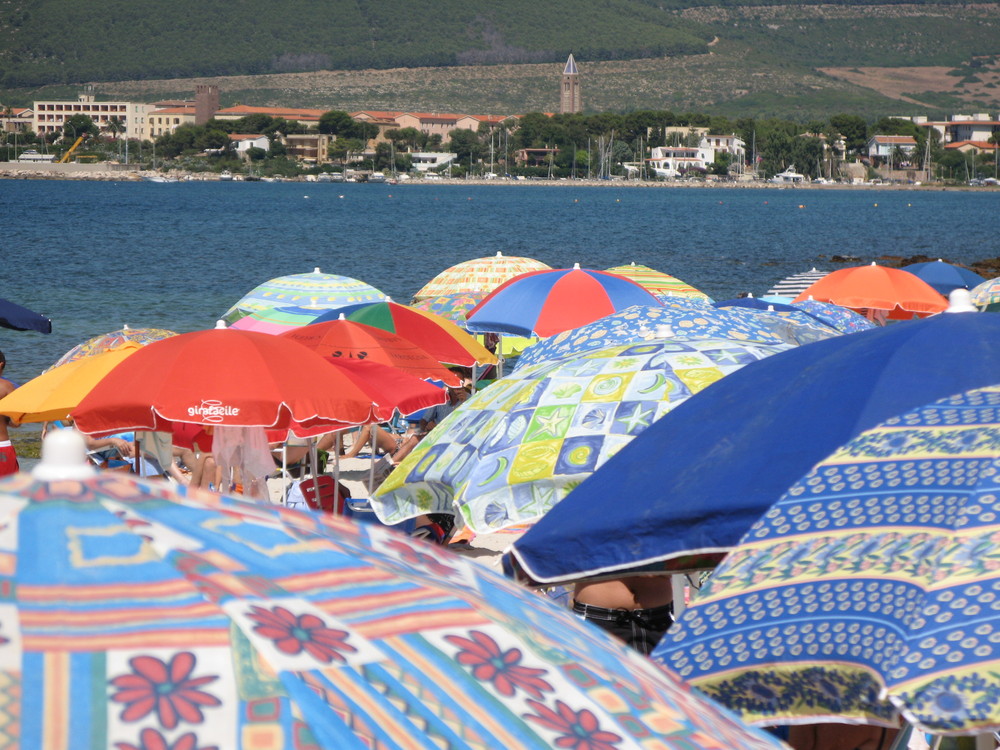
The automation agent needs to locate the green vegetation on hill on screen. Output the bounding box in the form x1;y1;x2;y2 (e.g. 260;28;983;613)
0;0;710;88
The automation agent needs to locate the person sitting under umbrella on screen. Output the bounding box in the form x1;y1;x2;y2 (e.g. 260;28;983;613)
571;576;674;655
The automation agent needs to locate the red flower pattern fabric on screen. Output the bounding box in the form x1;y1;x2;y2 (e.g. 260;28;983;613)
523;699;623;750
246;604;356;663
109;652;221;730
445;630;552;699
115;727;218;750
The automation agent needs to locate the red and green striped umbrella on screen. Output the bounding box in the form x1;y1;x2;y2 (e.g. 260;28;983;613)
228;305;328;335
605;263;710;301
317;301;496;367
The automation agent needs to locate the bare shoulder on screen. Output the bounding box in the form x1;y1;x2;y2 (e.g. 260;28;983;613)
0;379;14;398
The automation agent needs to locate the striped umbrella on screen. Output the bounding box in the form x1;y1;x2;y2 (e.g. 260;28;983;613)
413;253;551;300
0;432;785;750
970;276;1000;311
410;291;487;325
51;326;177;368
765;267;829;298
605;262;710;301
223;268;386;322
228;305;329;335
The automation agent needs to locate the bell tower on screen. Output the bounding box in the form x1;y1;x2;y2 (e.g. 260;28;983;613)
560;54;582;114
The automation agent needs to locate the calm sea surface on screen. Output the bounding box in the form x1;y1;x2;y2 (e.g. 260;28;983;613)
2;179;998;384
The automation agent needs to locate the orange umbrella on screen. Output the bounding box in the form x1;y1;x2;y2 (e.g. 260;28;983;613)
72;327;383;435
280;318;462;386
794;263;947;320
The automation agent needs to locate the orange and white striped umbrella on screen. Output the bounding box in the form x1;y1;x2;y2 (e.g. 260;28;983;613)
413;252;550;300
605;262;710;301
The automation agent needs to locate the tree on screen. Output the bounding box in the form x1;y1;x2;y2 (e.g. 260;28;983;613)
446;128;483;167
63;114;98;142
829;114;867;156
318;110;356;135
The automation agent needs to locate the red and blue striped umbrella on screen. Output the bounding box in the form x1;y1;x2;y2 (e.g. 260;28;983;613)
465;265;661;338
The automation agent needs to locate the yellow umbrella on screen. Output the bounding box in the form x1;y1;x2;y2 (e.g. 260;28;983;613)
0;344;141;424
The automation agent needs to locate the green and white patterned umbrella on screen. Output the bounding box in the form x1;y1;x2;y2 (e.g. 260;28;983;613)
373;338;791;533
223;268;385;323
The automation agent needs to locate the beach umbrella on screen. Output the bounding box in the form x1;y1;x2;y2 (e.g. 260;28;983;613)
513;304;788;372
764;267;829;298
0;296;51;333
655;383;1000;735
793;263;947;320
222;268;386;323
412;252;551;301
316;299;497;367
410;291;486;325
712;298;842;346
280;319;462;386
504;309;1000;587
604;262;711;300
372;338;789;534
899;258;985;295
51;325;176;368
465;265;661;338
322;358;447;422
969;276;1000;311
791;298;877;334
72;326;384;436
0;344;142;424
0;430;786;750
228;305;329;335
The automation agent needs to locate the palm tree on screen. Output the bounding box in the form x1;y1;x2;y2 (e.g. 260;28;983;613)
104;116;126;160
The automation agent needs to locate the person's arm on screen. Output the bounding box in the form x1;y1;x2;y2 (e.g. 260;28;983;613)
85;435;135;457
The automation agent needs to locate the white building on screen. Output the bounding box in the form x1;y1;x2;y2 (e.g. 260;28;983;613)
229;134;270;156
866;135;918;159
647;134;745;176
410;152;457;172
33;94;152;139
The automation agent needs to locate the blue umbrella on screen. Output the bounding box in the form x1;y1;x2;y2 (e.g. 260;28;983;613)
791;299;876;334
513;304;788;371
900;259;985;295
654;383;1000;735
505;311;1000;585
712;298;841;346
0;297;51;333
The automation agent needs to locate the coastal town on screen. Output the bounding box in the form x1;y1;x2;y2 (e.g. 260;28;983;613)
3;56;999;185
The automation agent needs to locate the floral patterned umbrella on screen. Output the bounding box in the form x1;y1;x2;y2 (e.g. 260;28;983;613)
514;304;788;372
222;268;386;323
410;291;487;326
412;253;551;301
970;276;1000;311
655;383;1000;736
605;263;711;301
0;431;784;750
51;325;177;368
373;338;790;533
791;299;877;334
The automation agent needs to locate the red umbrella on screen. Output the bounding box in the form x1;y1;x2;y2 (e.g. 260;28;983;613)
280;318;462;385
794;263;947;320
322;357;446;421
72;327;382;435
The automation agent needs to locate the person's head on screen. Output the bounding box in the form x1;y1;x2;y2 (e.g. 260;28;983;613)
0;350;6;374
448;385;470;403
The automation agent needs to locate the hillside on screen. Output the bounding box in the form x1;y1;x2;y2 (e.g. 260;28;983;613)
3;1;999;119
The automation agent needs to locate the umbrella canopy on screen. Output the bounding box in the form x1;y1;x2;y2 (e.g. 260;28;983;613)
318;300;497;367
412;252;551;300
222;268;386;323
791;298;877;334
604;262;711;300
764;267;829;298
655;384;1000;735
228;305;329;335
373;338;789;534
794;263;947;320
899;258;985;295
0;296;51;333
52;326;176;368
323;357;447;421
72;327;384;435
0;344;142;424
280;319;462;386
465;265;662;338
410;291;487;325
514;304;789;372
713;298;842;346
0;431;785;750
505;312;1000;586
969;276;1000;311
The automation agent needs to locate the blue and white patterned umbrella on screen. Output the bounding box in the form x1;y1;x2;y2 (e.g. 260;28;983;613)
514;305;788;372
655;383;1000;736
791;298;877;334
373;338;791;533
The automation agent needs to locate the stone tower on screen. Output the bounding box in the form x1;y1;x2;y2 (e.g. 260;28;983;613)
195;84;220;125
560;54;582;114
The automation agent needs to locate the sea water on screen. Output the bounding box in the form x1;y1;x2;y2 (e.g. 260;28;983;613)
2;179;998;384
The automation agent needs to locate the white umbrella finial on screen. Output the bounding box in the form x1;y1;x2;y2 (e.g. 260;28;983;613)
339;313;346;320
123;324;130;331
33;430;96;481
314;267;322;274
945;288;978;313
384;296;392;303
215;320;227;329
573;262;581;270
495;252;503;258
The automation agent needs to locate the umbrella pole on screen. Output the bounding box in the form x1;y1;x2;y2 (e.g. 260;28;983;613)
671;575;686;619
368;424;377;494
308;438;321;509
133;436;142;477
333;433;342;510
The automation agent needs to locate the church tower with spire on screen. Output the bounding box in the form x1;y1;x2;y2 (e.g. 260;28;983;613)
560;54;582;114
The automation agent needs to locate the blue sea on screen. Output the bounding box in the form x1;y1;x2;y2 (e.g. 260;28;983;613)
2;179;998;385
